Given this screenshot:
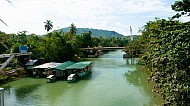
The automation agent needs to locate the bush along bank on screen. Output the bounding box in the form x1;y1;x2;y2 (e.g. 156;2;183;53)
0;67;27;85
140;19;190;105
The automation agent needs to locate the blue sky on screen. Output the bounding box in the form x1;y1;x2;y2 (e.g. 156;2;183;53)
0;0;188;36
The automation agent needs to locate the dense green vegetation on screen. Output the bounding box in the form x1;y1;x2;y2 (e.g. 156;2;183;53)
140;19;190;105
124;0;190;105
172;0;190;18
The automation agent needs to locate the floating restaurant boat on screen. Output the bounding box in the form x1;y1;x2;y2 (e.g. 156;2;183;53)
66;61;92;78
67;74;77;83
33;62;61;77
50;61;75;78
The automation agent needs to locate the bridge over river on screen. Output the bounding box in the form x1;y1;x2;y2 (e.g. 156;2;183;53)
82;47;125;50
81;47;125;57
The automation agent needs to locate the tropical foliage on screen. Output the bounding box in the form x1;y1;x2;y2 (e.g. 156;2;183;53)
138;19;190;105
172;0;190;18
69;23;77;36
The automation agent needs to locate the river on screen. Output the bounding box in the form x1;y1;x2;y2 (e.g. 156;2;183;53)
1;50;163;106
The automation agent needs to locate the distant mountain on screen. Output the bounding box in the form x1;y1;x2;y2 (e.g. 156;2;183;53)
58;28;124;37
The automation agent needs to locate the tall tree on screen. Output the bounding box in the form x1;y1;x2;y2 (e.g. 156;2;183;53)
82;31;92;47
69;23;77;36
172;0;190;18
44;20;53;33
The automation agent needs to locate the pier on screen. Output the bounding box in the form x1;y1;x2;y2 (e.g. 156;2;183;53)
0;52;32;71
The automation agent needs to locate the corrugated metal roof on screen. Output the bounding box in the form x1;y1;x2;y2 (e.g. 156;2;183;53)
52;61;75;71
25;59;38;65
33;62;61;69
66;61;92;69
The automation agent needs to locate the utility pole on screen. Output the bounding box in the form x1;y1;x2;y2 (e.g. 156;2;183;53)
130;26;134;64
0;88;4;106
130;26;133;41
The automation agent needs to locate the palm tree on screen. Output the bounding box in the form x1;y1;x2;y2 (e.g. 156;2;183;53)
44;20;53;33
69;23;77;36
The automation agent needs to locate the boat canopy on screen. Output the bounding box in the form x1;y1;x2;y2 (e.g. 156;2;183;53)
66;61;92;70
51;61;75;71
33;62;61;69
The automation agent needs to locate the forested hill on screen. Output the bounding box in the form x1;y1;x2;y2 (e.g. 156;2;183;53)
59;28;124;37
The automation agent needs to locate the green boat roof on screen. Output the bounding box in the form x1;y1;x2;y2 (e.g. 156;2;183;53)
66;61;92;70
53;61;75;70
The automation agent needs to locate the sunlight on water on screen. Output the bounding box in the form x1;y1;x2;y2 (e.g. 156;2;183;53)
1;50;163;106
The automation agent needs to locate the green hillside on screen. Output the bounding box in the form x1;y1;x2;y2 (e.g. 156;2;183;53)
59;28;124;37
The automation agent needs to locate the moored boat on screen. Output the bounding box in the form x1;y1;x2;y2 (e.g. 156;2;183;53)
66;61;92;78
46;75;55;83
67;74;77;83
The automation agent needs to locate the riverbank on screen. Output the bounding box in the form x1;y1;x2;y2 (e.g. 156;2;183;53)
0;67;27;85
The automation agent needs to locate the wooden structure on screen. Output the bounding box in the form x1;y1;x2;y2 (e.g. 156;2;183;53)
0;52;32;71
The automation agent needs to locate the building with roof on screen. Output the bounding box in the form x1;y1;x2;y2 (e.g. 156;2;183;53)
25;59;38;69
33;62;61;77
25;59;39;75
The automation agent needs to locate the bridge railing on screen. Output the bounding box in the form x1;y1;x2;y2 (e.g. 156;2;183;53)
82;47;124;50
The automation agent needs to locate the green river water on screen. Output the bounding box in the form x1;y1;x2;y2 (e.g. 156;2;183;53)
1;50;163;106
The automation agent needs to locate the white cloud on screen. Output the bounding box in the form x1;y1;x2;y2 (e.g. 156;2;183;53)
0;0;175;35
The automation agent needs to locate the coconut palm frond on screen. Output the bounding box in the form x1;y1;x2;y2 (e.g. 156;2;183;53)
0;19;8;26
6;0;12;4
0;0;12;26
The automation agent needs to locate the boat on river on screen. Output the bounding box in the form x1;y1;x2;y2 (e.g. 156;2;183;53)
46;75;55;83
67;74;77;83
66;61;92;79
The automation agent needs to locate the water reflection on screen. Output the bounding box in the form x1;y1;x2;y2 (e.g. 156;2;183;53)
15;84;41;100
125;69;163;105
125;58;137;65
